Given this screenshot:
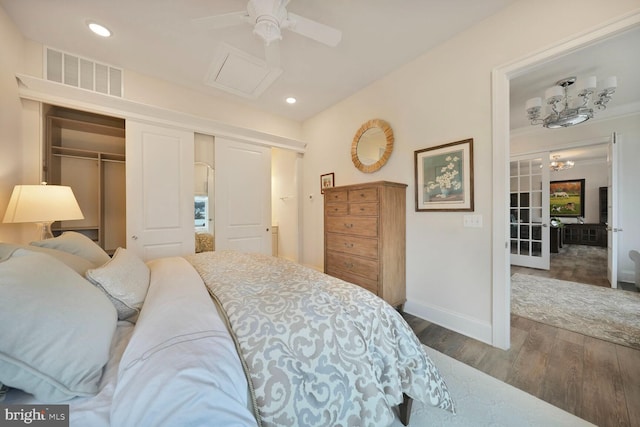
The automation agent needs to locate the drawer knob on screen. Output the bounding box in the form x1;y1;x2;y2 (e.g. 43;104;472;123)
344;262;354;269
344;223;353;228
359;207;365;211
344;242;354;248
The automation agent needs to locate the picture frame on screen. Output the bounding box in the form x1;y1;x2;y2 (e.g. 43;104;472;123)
550;179;585;217
414;138;474;212
320;172;335;194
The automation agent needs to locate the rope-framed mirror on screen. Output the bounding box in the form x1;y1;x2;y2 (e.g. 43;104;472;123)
351;119;394;173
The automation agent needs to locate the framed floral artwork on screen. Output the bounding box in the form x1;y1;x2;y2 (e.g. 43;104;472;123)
414;138;474;211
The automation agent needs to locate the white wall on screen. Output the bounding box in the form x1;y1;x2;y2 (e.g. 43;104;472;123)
301;0;640;344
512;114;640;283
0;6;27;242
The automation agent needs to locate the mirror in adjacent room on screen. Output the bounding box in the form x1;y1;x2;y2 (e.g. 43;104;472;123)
351;119;394;173
194;133;215;252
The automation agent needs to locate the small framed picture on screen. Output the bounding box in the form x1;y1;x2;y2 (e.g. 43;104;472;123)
320;173;335;194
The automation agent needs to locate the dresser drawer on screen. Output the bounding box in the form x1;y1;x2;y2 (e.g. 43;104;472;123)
325;216;378;237
326;267;378;295
349;202;378;216
325;203;348;216
325;190;348;202
326;251;378;281
326;233;378;258
348;188;378;202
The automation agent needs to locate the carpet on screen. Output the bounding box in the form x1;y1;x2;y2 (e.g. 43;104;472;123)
389;346;593;426
511;273;640;350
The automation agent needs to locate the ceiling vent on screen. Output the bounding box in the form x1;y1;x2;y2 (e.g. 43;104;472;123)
45;47;123;97
204;43;282;99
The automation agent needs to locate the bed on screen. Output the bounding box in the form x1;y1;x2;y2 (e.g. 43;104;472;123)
0;232;455;426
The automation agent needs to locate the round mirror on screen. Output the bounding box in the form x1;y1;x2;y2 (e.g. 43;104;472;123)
351;119;394;173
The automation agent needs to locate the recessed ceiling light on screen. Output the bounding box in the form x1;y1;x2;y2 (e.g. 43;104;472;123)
88;22;112;38
285;97;297;104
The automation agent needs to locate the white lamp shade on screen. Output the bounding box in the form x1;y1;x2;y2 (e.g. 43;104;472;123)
525;97;542;110
576;76;597;93
545;86;564;101
2;184;84;224
603;76;617;90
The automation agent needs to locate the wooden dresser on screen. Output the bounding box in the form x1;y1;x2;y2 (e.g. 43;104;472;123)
323;181;407;308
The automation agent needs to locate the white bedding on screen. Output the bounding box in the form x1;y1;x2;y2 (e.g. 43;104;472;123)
5;256;255;427
110;256;256;427
4;253;455;426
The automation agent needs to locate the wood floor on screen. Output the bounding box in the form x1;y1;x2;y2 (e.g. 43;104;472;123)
404;245;640;427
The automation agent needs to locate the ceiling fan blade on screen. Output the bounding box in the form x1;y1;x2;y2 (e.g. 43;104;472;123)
192;11;249;29
285;12;342;47
264;40;281;68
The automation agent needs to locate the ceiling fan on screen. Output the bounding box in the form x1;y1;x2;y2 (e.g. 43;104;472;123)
194;0;342;66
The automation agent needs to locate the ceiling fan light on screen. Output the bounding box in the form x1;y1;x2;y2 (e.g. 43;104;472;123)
254;17;282;45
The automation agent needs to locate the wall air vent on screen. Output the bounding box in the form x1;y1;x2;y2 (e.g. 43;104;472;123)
45;47;123;97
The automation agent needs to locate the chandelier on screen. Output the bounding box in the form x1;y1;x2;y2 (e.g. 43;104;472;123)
525;76;616;129
549;155;574;171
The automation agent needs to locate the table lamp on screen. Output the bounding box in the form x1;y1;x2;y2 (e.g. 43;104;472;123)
2;183;84;240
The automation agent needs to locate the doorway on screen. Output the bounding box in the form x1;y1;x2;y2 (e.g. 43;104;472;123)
510;143;612;288
490;14;640;349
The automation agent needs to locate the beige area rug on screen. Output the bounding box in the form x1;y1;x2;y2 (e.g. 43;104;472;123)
389;346;593;426
511;273;640;350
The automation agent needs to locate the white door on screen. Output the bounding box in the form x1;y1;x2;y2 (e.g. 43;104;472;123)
509;153;550;269
126;120;195;260
215;137;272;255
607;132;619;288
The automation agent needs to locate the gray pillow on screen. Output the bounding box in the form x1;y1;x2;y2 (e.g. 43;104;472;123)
0;248;117;402
31;231;111;268
86;247;150;321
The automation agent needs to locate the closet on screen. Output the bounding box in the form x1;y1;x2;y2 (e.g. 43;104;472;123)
44;106;126;254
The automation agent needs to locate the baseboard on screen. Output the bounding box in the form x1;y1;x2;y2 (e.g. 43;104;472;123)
620;269;635;284
404;299;493;346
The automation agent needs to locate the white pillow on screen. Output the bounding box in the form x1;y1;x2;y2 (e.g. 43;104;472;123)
31;231;111;268
0;247;117;402
86;247;150;320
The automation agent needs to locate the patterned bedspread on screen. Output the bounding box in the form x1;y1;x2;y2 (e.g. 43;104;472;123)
186;251;454;427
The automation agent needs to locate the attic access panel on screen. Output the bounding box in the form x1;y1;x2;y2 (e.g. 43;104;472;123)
204;43;282;99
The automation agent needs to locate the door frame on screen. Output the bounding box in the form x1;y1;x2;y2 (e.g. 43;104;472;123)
490;12;640;349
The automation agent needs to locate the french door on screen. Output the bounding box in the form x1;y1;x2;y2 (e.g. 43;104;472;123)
607;132;619;287
509;153;550;269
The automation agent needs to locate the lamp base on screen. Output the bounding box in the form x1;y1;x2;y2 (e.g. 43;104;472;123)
35;221;54;240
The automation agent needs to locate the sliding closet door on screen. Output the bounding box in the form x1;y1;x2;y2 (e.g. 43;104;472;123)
126;120;195;260
215;137;272;255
